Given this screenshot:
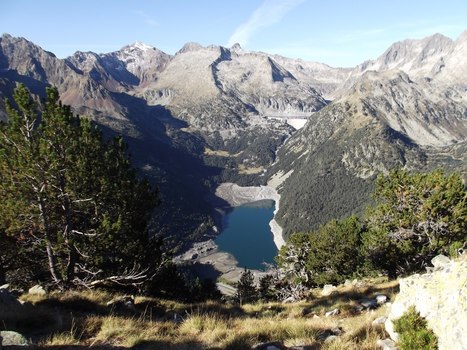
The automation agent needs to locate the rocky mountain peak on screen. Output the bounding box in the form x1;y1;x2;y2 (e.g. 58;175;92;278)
373;33;453;75
125;41;154;51
0;33;52;59
66;51;99;72
176;42;205;55
267;57;296;82
230;43;243;52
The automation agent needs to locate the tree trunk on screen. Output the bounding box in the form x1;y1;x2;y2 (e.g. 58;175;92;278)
59;173;77;286
38;197;61;285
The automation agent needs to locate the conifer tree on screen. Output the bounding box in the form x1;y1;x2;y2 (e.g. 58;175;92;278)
0;84;160;289
235;268;257;305
363;169;466;277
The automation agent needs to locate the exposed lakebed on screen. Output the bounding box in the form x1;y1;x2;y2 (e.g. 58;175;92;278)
215;200;278;270
175;183;284;284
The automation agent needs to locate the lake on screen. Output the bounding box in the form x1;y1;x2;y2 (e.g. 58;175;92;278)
215;200;278;270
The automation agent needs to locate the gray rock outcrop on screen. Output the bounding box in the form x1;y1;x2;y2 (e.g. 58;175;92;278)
320;284;337;296
0;331;28;346
385;255;467;350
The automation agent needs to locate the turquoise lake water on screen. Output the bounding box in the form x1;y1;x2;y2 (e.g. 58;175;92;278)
215;200;278;270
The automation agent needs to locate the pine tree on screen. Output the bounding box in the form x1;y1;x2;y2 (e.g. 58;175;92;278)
277;216;365;287
0;84;160;289
363;169;466;277
235;268;257;305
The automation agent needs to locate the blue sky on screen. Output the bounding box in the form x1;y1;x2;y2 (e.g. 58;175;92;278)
0;0;466;67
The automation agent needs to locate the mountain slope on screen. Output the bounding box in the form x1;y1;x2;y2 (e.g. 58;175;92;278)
1;31;466;244
268;36;467;235
0;34;335;247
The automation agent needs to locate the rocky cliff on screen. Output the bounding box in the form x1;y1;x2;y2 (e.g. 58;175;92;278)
385;254;467;350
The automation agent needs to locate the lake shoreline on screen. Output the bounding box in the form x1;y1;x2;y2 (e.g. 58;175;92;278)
174;182;284;285
214;182;285;249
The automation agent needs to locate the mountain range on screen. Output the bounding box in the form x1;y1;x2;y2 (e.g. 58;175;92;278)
1;30;466;244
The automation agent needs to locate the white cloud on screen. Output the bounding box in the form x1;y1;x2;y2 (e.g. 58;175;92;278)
227;0;305;47
133;10;158;27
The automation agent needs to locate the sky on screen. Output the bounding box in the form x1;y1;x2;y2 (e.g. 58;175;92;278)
0;0;466;67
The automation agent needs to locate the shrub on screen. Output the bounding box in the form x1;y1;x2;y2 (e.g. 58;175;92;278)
277;216;367;287
394;306;438;350
364;169;466;278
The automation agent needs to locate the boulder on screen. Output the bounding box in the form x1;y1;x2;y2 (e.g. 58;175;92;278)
28;284;46;295
376;294;388;305
359;298;378;310
385;257;467;350
431;254;451;269
0;331;28;346
321;284;337;296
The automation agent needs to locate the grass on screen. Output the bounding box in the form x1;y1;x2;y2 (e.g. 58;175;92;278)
0;278;399;349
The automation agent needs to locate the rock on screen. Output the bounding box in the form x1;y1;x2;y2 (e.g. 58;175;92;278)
344;279;352;286
376;338;397;350
0;331;28;346
330;327;343;335
359;298;378;310
321;284;337;296
325;308;340;317
372;316;388;326
106;295;135;310
0;284;9;290
252;342;286;350
431;254;451;269
376;294;389;305
28;284;46;295
385;257;467;350
352;304;364;313
317;327;342;341
301;307;312;316
324;335;338;343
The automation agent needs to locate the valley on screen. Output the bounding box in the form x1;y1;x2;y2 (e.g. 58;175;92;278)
0;30;466;257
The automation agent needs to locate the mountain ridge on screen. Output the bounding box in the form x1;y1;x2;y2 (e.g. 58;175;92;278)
0;30;466;244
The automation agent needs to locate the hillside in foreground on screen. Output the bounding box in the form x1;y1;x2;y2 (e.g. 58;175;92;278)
1;278;399;349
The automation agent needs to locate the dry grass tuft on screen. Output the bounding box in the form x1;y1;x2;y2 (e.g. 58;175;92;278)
0;278;398;349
